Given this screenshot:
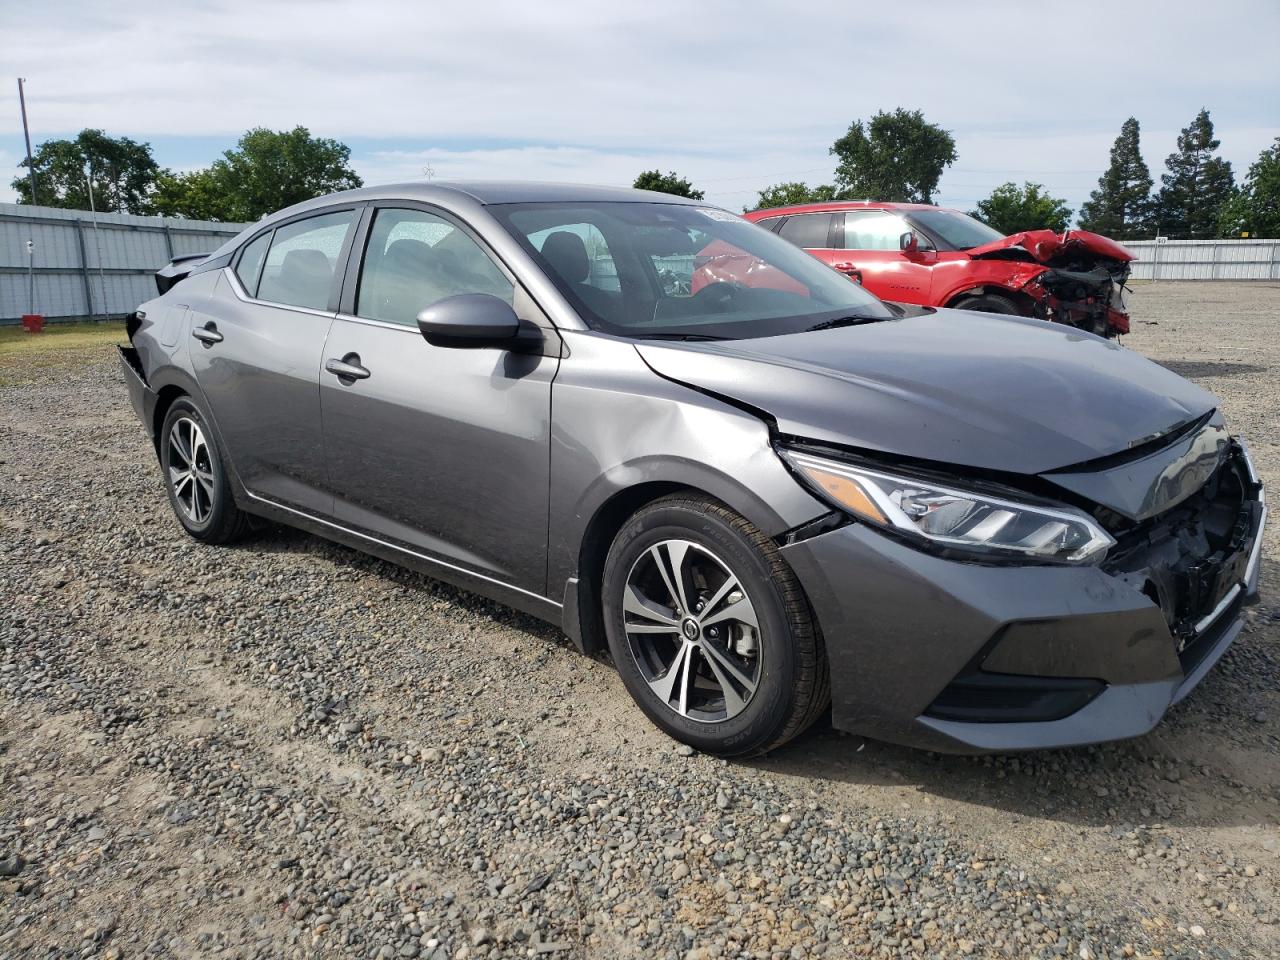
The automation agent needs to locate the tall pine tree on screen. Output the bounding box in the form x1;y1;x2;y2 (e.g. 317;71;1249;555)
1078;118;1153;238
1154;109;1235;239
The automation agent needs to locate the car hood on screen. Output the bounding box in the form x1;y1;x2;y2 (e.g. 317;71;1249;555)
634;311;1216;476
966;229;1136;264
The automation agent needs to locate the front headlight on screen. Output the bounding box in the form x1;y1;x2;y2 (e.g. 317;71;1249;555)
782;449;1115;564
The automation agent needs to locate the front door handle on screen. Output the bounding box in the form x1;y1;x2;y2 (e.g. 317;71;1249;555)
325;354;371;381
833;262;863;285
191;322;223;344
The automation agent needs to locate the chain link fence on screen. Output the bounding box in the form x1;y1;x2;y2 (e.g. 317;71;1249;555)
0;202;250;324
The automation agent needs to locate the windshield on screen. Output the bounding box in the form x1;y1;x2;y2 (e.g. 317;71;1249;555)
908;208;1005;250
489;201;894;339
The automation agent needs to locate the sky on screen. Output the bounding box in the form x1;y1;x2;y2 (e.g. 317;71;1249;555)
2;0;1278;224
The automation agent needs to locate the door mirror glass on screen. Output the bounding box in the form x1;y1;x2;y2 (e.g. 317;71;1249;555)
417;294;521;348
899;231;919;253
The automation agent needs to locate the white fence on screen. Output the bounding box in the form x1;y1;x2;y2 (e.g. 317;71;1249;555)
1124;239;1280;281
0;203;250;324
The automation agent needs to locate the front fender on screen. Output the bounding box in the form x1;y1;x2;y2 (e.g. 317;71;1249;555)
937;262;1048;307
548;332;829;649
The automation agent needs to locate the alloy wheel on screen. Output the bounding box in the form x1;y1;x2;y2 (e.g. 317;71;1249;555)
167;416;215;525
622;539;763;723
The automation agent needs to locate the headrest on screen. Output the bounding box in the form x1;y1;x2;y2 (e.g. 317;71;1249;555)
540;231;590;284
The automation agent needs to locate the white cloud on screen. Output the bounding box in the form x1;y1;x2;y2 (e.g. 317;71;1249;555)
2;0;1276;211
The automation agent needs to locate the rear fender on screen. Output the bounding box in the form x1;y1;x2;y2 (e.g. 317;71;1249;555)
144;364;251;506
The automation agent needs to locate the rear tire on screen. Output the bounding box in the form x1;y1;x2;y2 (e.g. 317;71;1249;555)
159;396;250;544
602;495;829;756
952;293;1022;316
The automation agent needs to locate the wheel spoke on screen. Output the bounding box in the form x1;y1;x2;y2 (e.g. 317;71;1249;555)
700;644;748;717
625;623;682;635
194;469;215;499
169;422;191;467
649;542;691;614
649;640;693;713
700;635;758;700
624;585;679;626
700;595;759;631
190;428;207;469
696;573;741;625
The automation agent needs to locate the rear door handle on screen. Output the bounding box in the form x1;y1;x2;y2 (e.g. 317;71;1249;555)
191;322;223;344
325;354;371;381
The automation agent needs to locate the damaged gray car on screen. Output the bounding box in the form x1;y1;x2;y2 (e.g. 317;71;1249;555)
119;182;1266;755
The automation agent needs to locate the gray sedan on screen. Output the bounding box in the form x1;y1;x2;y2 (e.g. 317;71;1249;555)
119;182;1266;755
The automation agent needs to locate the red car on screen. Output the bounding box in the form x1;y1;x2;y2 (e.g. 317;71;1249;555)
739;202;1136;337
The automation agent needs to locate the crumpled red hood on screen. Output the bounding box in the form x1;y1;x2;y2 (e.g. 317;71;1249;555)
967;229;1136;264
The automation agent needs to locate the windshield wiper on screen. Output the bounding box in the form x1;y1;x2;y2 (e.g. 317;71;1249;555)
628;332;729;341
803;313;894;333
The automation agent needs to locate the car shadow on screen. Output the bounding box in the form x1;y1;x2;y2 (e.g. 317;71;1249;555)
224;522;572;649
1154;359;1268;379
227;524;1278;832
748;563;1279;832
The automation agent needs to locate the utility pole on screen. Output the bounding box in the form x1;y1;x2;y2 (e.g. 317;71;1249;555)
17;78;39;204
85;165;109;321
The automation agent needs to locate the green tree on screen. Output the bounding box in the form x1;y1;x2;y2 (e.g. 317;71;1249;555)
153;126;363;222
1153;109;1235;239
209;126;363;221
1216;135;1280;238
1077;117;1154;238
150;168;224;221
750;181;837;211
10;128;161;213
830;109;957;204
632;170;704;199
971;182;1073;235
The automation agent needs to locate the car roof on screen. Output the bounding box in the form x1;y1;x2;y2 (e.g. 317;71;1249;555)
206;181;710;262
744;200;951;218
298;180;708;208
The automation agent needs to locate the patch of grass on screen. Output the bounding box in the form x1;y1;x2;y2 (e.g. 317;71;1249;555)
0;321;126;386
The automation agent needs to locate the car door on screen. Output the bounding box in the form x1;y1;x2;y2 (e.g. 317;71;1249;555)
319;203;560;596
191;208;358;515
836;210;937;304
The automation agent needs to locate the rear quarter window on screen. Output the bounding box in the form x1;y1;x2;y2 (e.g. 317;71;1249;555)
234;232;271;296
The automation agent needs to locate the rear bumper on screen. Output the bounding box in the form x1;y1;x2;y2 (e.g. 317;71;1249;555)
118;345;156;442
781;458;1265;753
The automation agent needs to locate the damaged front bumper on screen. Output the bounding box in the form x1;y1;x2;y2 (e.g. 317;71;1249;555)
1028;266;1132;337
780;441;1265;752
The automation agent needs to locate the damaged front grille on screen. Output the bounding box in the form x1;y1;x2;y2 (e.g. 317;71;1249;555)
1035;262;1131;337
1102;443;1261;663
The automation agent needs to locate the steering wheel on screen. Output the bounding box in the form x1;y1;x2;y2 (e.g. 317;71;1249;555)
690;281;743;313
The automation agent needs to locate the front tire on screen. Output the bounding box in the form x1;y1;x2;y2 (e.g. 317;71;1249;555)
952;292;1021;316
159;397;249;544
602;495;829;756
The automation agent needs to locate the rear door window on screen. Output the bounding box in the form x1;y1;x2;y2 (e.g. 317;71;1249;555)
256;211;354;310
777;213;834;249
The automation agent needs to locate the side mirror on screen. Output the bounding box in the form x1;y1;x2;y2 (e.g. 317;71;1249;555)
899;231;920;254
417;294;521;348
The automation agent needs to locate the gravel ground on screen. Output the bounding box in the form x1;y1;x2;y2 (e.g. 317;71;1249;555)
1;282;1278;960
